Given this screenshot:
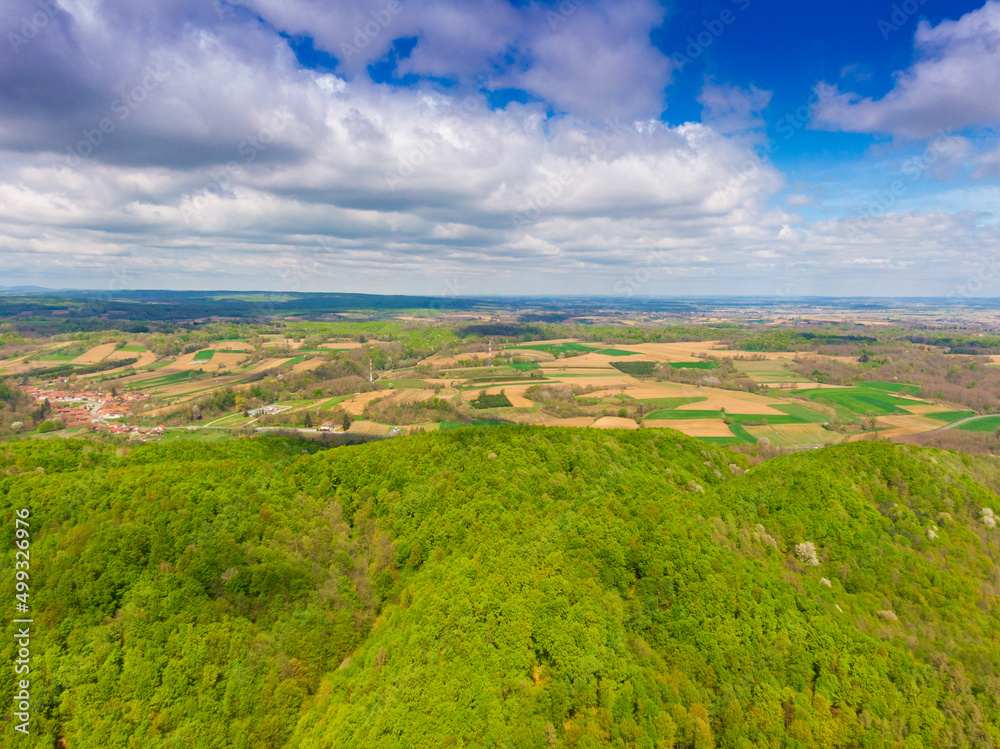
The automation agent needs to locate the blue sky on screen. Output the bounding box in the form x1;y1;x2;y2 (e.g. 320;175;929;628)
1;0;998;297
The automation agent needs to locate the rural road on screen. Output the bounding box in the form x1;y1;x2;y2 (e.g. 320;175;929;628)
933;414;998;432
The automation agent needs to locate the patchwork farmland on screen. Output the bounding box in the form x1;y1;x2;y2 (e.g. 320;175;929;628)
2;326;993;450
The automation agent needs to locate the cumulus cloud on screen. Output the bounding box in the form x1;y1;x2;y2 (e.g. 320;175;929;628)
786;193;816;207
239;0;672;121
1;0;998;296
698;82;771;136
812;1;1000;137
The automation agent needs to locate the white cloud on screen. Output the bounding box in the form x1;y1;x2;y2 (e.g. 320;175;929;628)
812;1;1000;138
1;0;999;296
786;193;816;207
239;0;672;121
698;82;771;136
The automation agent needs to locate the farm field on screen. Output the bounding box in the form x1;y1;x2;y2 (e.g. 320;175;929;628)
6;319;997;452
956;415;1000;432
649;418;732;438
40;348;87;361
923;410;977;422
591;416;640;430
511;342;635;357
69;342;120;364
794;386;931;416
744;423;845;447
461;386;534;409
732;359;801;382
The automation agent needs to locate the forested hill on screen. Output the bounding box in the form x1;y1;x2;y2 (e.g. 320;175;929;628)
2;431;999;748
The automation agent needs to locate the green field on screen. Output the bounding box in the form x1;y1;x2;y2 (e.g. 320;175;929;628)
138;371;201;388
610;361;658;377
669;361;719;370
727;423;758;443
771;404;832;422
383;379;429;389
159;429;235;443
192;350;215;361
795;386;929;416
646;405;829;426
635;396;708;409
40;348;86;361
956;415;1000;432
509;361;541;371
859;381;921;394
117;344;146;353
924;410;976;423
732;360;799;382
511;342;634;357
206;413;255;427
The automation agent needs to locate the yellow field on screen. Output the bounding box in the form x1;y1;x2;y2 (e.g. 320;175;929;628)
348;421;393;436
423;351;493;367
291;357;326;373
612;341;728;361
901;404;950;415
206;341;254;351
343;391;390;416
127;357;291;397
879;413;944;430
504;348;554;362
71;342;119;364
675;390;788;414
206;352;250;371
82;351;158;378
539;417;598;428
262;336;304;349
653;419;732;438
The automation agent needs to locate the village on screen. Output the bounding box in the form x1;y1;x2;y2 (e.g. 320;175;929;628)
17;384;165;439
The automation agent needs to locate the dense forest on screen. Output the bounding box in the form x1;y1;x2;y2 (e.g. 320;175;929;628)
1;430;999;747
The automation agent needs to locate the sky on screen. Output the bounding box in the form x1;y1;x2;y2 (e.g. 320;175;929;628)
1;0;999;298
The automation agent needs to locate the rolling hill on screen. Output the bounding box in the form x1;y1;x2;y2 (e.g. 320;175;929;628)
1;430;998;747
